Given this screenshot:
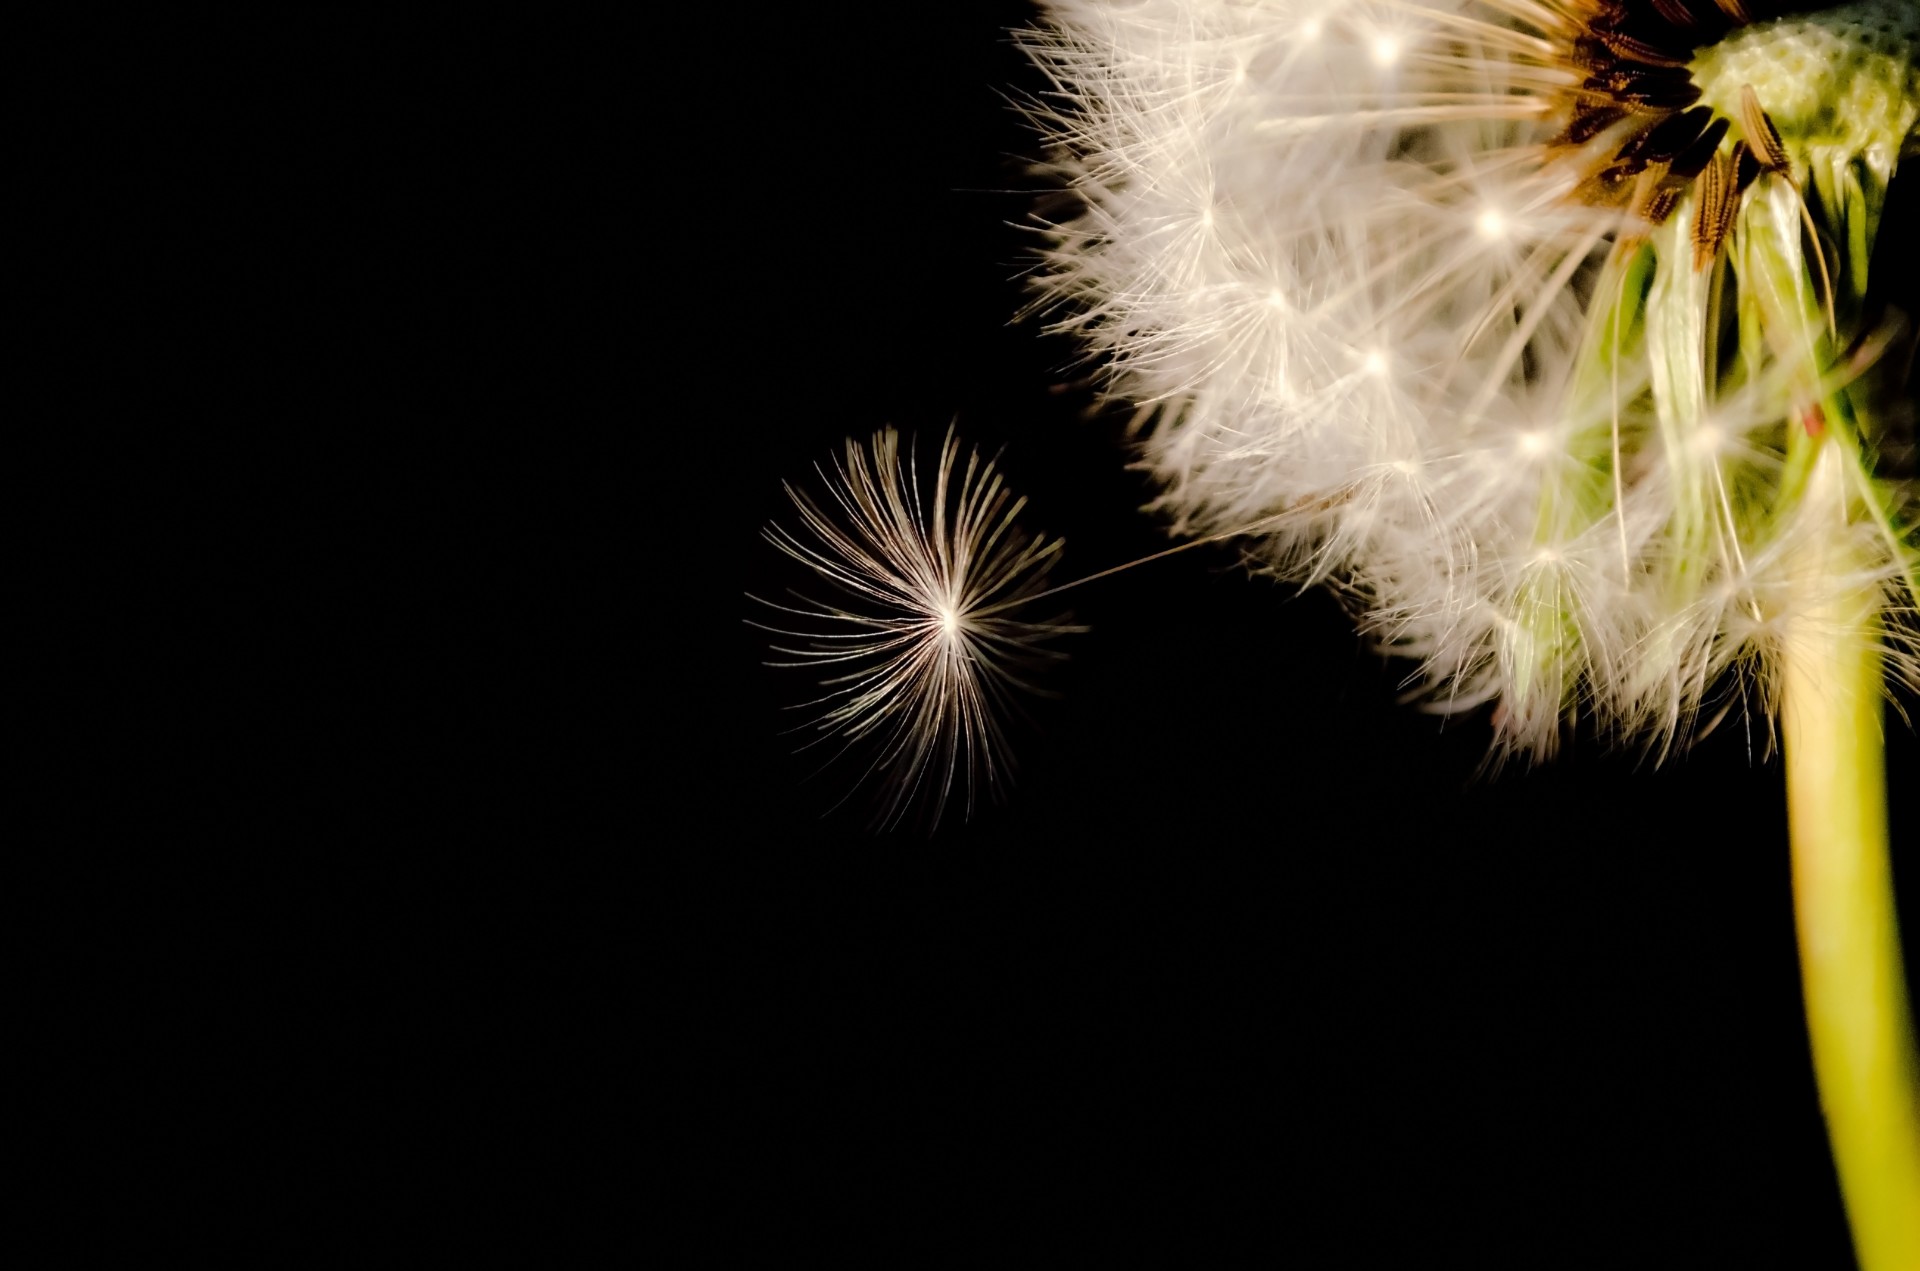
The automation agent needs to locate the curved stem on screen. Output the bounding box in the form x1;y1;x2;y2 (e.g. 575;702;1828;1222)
1783;453;1920;1271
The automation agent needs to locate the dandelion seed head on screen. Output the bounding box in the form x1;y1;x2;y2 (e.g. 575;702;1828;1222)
1026;0;1920;759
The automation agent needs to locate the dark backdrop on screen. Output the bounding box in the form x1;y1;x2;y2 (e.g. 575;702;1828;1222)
67;4;1913;1264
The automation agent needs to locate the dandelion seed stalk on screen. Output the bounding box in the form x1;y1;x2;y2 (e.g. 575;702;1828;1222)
1698;13;1920;1258
1784;450;1920;1271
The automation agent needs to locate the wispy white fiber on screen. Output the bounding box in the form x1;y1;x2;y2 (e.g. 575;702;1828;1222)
753;428;1080;826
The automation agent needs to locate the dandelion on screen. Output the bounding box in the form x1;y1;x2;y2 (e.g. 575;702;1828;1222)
1024;0;1918;1261
752;427;1079;829
1024;0;1918;754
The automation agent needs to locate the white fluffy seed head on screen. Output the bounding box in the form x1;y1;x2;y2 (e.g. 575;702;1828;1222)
1024;0;1920;760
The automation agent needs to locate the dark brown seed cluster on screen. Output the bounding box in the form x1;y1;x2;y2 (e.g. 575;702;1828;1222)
1553;0;1803;262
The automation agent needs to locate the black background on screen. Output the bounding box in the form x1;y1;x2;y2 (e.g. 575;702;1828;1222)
62;5;1915;1264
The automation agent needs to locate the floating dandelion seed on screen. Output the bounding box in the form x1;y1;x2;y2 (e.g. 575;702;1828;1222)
752;427;1081;829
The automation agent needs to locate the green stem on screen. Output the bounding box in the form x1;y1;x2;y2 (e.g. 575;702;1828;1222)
1783;452;1920;1271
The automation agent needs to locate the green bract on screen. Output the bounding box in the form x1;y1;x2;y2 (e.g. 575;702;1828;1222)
1501;1;1920;738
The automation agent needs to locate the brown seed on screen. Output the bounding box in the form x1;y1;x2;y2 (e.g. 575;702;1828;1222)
1691;149;1737;269
1595;28;1689;67
1648;0;1700;29
1738;84;1790;172
1668;117;1729;180
1626;104;1712;164
1730;140;1762;196
1635;173;1684;228
1558;104;1630;147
